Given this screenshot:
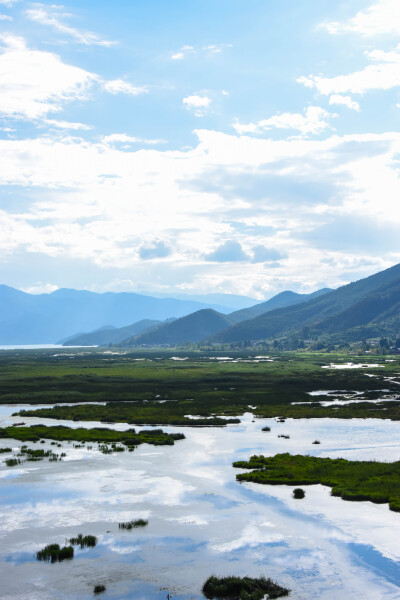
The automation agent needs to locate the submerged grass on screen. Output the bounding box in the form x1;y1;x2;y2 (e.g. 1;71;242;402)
234;453;400;512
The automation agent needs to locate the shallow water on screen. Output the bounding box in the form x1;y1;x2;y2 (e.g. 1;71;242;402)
0;407;400;599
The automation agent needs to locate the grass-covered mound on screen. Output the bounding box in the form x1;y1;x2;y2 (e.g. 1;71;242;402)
0;424;184;447
233;453;400;512
202;575;290;600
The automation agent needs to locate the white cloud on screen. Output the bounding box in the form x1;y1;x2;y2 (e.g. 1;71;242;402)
23;282;59;294
44;119;92;130
202;44;223;54
0;0;18;5
171;45;195;60
322;0;400;36
103;133;165;145
0;34;96;119
103;79;148;96
0;14;12;20
298;48;400;95
182;94;211;116
25;5;115;47
329;94;360;111
233;106;333;136
171;43;231;60
0;129;398;295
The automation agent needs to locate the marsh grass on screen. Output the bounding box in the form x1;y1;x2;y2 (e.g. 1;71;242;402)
69;534;97;548
4;457;20;467
0;424;184;449
119;519;148;529
94;584;106;594
234;453;400;512
202;575;290;599
293;488;305;499
36;543;74;562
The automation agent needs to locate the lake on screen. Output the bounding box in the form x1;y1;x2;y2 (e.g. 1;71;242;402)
0;406;399;599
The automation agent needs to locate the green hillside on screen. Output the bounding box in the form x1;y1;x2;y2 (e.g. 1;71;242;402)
209;262;400;343
63;319;162;346
230;288;331;322
122;309;237;346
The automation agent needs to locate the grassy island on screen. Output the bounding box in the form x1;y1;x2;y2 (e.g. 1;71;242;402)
16;402;240;427
233;453;400;512
0;424;184;447
202;575;290;600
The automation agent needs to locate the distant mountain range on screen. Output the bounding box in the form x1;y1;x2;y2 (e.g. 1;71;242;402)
117;289;332;347
0;286;250;344
58;288;332;347
2;263;398;346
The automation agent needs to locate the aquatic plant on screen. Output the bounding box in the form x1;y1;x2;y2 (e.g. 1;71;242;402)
69;533;97;548
36;543;74;562
202;575;290;599
293;488;305;499
312;440;321;444
261;426;271;432
118;519;148;529
0;424;184;449
94;584;106;594
0;447;12;453
4;458;21;467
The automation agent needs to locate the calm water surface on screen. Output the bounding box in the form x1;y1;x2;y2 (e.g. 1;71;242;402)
0;406;399;600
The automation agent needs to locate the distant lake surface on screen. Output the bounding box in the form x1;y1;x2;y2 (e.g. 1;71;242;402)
0;344;94;350
0;404;400;599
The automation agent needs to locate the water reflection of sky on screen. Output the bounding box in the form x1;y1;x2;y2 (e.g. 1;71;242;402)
0;407;400;599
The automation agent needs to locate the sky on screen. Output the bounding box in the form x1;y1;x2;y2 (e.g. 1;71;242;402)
0;0;399;300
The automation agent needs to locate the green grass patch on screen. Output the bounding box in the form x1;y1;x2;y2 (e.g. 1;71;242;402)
0;424;185;448
234;453;400;512
0;350;399;422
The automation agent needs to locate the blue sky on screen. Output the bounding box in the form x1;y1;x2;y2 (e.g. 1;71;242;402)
0;0;399;299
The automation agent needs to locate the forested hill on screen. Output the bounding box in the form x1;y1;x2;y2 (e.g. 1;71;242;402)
208;262;400;343
230;288;332;323
121;309;238;346
62;319;163;346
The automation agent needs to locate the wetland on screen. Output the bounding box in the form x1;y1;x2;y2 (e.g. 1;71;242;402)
0;349;400;599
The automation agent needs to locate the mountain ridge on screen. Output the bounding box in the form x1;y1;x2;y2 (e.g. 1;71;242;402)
208;263;400;344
